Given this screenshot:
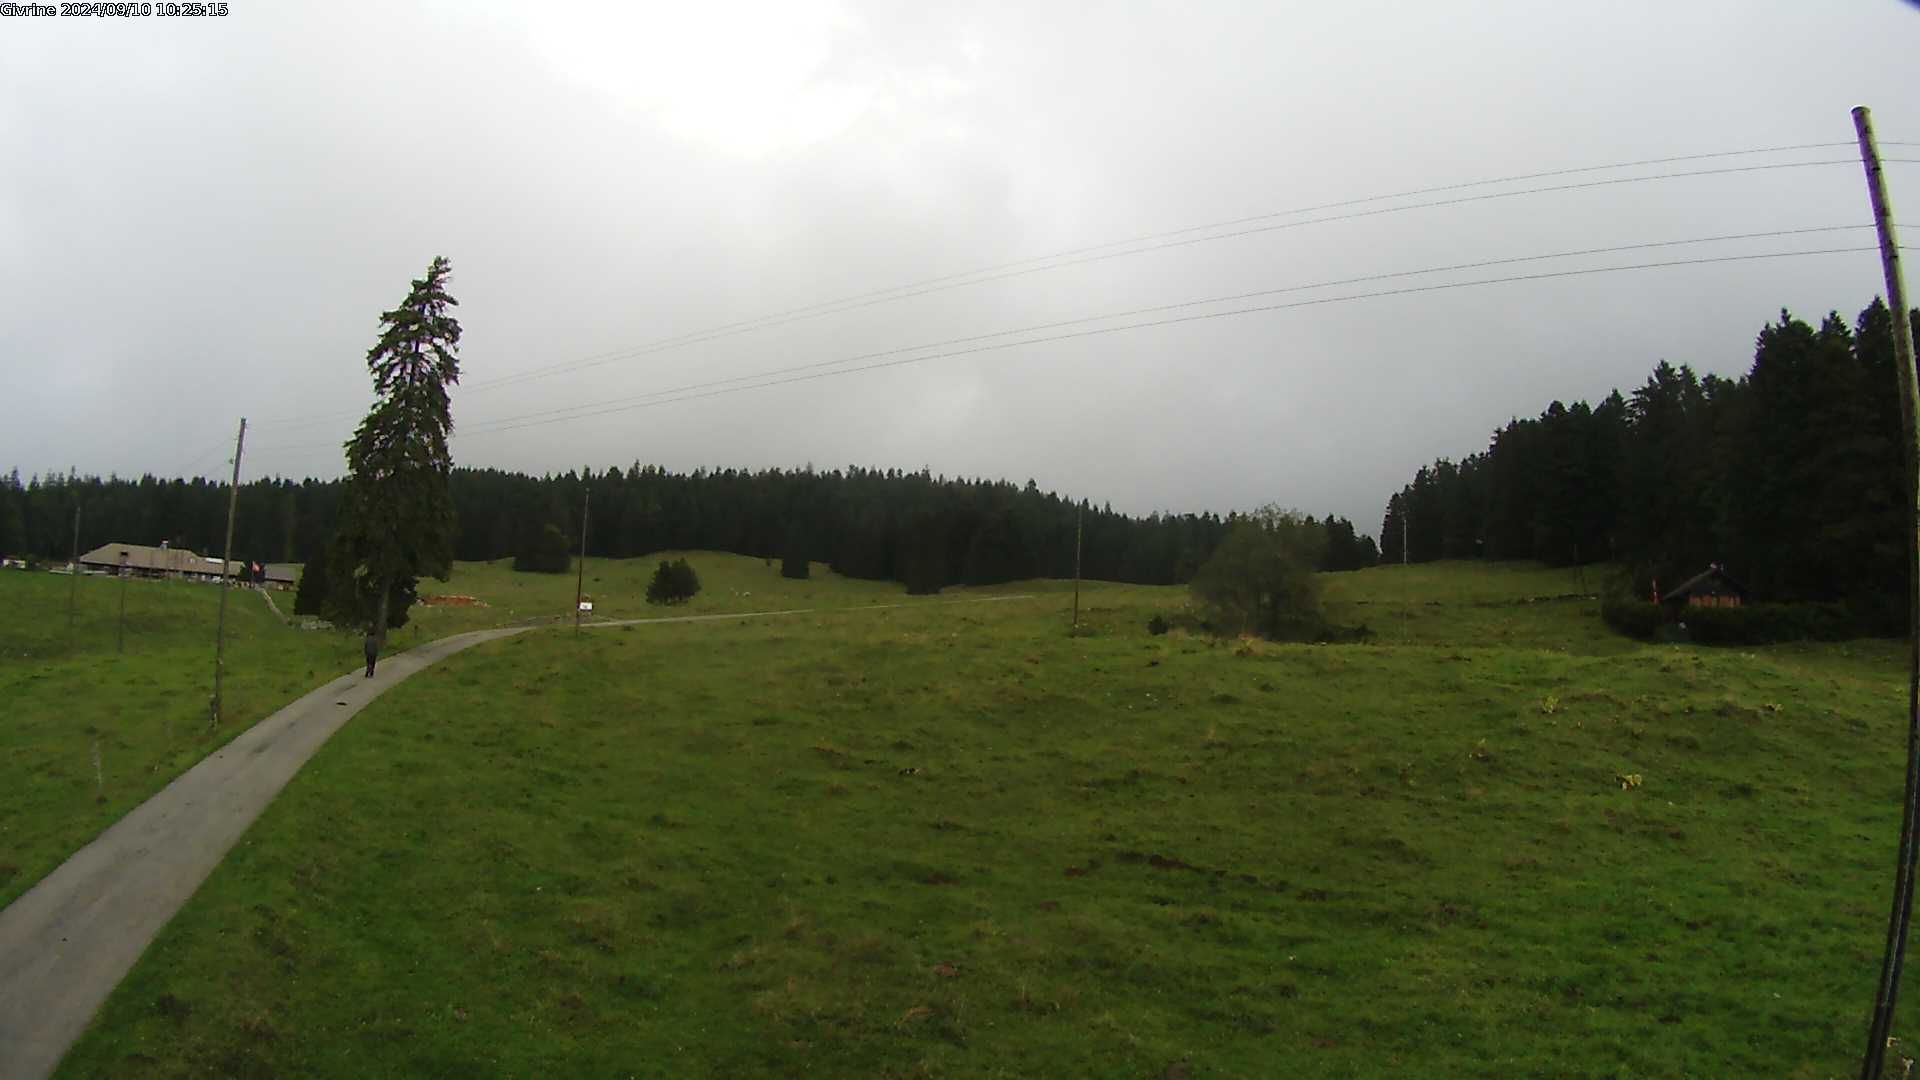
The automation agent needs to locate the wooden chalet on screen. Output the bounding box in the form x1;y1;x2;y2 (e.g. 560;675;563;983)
1659;564;1747;609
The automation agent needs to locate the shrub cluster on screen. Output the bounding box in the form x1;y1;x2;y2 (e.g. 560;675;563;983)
1681;602;1857;645
1603;594;1864;644
1600;595;1664;639
646;558;701;605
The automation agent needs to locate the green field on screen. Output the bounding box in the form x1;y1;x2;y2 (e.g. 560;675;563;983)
0;556;949;915
0;571;364;911
34;558;1918;1076
415;552;926;625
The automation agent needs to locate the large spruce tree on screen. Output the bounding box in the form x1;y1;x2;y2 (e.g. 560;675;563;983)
329;256;462;641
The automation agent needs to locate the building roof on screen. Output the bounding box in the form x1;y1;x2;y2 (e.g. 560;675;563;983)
78;543;246;577
1660;564;1747;604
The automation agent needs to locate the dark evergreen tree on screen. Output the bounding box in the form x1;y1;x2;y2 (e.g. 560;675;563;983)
292;551;330;617
1318;516;1376;571
960;509;1033;585
1378;297;1920;626
781;527;809;580
646;557;700;604
513;523;572;574
1379;492;1407;565
0;472;25;556
897;510;948;595
329;256;462;638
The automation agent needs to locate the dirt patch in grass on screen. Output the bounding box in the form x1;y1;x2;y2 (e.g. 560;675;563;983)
420;595;489;607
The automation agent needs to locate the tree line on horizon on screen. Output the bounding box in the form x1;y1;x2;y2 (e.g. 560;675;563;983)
0;463;1380;592
1380;297;1919;628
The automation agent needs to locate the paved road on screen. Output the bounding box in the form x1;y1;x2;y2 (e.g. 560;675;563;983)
0;626;527;1080
0;591;1039;1078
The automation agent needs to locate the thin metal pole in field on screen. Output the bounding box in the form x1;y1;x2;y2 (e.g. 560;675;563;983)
210;417;246;727
66;503;80;639
1852;104;1920;1080
1072;504;1082;630
1402;502;1409;641
116;553;128;653
574;489;590;635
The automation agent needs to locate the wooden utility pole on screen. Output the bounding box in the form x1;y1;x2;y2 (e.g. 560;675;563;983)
210;417;246;727
1853;105;1920;1080
66;503;80;637
116;552;128;653
1400;503;1410;642
574;489;590;635
1071;504;1083;630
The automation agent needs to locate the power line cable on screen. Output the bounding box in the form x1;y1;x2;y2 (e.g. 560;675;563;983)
462;144;1864;389
168;437;236;480
451;245;1882;438
245;237;1909;456
246;234;1920;459
249;141;1896;428
447;224;1880;436
461;156;1891;397
254;403;372;431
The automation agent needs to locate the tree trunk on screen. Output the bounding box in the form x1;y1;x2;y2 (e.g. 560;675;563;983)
374;575;390;649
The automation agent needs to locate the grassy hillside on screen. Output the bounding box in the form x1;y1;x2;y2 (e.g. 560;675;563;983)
0;571;366;910
415;552;941;628
53;560;1914;1076
0;554;947;907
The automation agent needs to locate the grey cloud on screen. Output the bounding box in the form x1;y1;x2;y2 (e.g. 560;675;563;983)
4;0;1917;535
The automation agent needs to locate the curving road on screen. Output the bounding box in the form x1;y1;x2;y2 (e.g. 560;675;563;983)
0;627;527;1080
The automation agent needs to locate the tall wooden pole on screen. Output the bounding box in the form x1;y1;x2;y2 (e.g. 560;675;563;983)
210;417;246;727
1071;504;1082;630
1401;502;1410;641
66;503;80;639
116;553;128;653
574;489;590;635
1853;105;1920;1080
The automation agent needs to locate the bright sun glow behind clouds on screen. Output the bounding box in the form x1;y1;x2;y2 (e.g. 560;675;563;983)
516;1;911;159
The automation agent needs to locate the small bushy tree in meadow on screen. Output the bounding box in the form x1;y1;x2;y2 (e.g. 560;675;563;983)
646;558;700;605
1190;506;1326;640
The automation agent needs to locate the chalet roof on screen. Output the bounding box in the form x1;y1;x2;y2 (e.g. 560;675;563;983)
1660;564;1747;604
78;543;244;577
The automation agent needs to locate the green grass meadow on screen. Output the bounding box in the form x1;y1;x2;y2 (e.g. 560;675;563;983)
416;552;924;625
37;560;1920;1076
0;571;364;911
0;555;940;914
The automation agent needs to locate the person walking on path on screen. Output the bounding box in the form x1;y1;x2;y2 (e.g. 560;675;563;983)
363;629;379;677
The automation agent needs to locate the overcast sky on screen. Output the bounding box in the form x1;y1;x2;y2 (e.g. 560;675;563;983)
4;1;1919;535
